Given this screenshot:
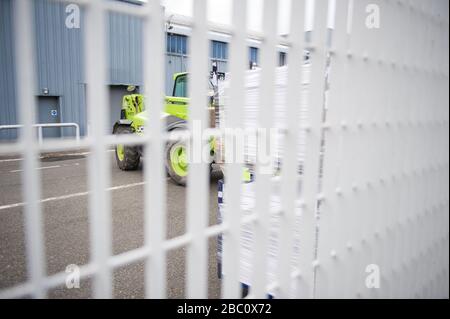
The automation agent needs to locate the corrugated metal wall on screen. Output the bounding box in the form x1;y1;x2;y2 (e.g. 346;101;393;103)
0;0;18;140
34;0;86;137
0;0;145;139
108;12;143;85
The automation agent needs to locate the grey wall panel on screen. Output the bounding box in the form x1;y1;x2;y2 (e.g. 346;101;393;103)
1;1;145;140
34;0;86;137
0;0;18;140
165;54;188;95
108;12;143;85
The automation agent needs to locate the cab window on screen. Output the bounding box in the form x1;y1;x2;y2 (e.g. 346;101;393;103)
173;74;188;97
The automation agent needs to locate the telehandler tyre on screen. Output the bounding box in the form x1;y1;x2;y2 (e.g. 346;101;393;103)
114;125;140;170
164;128;215;186
165;129;188;186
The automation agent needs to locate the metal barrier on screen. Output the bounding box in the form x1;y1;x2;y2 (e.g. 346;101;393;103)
0;123;80;145
0;0;448;299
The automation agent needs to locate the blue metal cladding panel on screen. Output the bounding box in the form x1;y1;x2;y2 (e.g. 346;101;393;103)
1;1;145;139
108;12;143;85
34;0;86;137
0;0;18;140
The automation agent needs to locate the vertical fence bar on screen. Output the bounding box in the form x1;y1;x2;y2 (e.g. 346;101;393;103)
381;0;402;297
375;0;395;298
13;0;46;299
347;0;367;298
84;0;112;298
277;0;306;299
392;0;415;298
221;0;247;299
298;0;329;298
250;0;278;299
143;0;167;298
314;0;349;299
339;0;368;298
333;7;357;295
186;0;209;298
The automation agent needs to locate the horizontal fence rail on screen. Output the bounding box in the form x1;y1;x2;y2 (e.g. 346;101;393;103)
0;0;448;299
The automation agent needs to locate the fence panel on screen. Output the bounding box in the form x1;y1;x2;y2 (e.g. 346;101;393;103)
0;0;448;299
315;0;449;298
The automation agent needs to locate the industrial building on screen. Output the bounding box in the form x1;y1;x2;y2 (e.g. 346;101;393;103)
0;0;288;140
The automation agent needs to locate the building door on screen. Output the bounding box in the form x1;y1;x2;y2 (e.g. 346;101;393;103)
109;85;133;133
37;96;61;138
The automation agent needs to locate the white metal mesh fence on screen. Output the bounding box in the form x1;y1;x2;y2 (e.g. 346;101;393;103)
315;0;449;298
0;0;448;299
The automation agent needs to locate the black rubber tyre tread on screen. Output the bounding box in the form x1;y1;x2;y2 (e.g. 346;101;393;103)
114;125;140;171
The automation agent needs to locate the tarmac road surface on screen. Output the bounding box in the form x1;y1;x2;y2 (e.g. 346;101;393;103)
0;150;222;298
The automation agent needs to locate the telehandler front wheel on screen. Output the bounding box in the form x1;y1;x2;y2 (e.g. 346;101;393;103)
114;125;140;170
165;129;215;186
165;135;188;186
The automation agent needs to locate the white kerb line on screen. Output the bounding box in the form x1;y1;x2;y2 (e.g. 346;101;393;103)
186;0;210;298
84;0;112;298
143;0;167;299
221;0;247;299
14;0;47;299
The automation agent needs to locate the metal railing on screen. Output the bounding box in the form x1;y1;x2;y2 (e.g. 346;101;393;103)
0;123;80;145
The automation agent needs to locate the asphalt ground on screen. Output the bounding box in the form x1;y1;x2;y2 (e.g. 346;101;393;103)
0;150;223;298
